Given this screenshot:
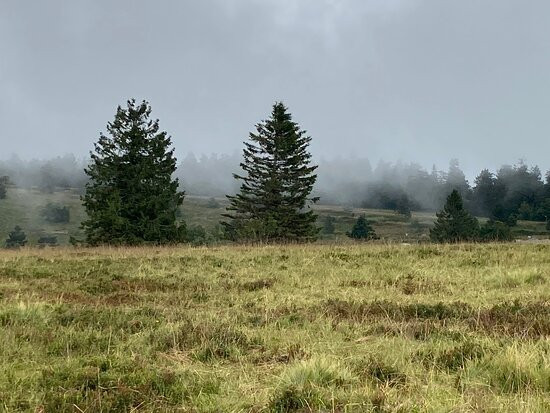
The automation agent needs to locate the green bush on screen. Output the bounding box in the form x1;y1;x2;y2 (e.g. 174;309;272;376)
41;203;70;223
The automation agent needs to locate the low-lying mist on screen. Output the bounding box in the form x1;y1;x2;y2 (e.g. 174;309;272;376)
1;153;548;221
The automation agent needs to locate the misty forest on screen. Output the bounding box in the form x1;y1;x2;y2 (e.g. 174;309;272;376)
2;2;550;412
1;100;549;247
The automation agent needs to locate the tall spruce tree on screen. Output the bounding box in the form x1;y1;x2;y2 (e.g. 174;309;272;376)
82;100;185;245
430;190;479;243
223;102;319;242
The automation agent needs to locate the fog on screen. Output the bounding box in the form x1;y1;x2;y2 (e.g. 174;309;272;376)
3;1;550;179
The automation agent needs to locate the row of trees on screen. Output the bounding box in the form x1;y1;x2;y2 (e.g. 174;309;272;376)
1;98;545;246
3;143;550;227
430;190;512;243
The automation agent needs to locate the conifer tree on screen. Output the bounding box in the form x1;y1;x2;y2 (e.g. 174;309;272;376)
0;176;9;199
347;215;377;240
396;194;412;218
430;190;479;243
223;102;319;242
5;225;27;248
82;99;185;245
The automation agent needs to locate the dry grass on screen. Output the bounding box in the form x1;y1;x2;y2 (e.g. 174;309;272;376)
0;243;549;412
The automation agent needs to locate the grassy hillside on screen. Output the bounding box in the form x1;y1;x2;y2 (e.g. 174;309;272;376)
1;188;548;246
1;244;549;412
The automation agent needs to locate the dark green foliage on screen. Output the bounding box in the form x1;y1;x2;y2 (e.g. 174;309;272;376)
41;203;70;223
322;215;336;235
37;235;59;247
82;100;185;245
223;102;319;242
480;220;513;242
472;169;500;216
0;176;9;199
186;225;208;245
490;162;545;222
363;183;420;212
5;226;27;248
395;193;412;218
430;190;479;243
347;215;377;240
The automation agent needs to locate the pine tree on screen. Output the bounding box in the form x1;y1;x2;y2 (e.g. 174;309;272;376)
0;176;9;199
347;215;377;240
223;102;319;242
395;194;412;218
430;190;479;243
82;99;185;245
5;225;27;248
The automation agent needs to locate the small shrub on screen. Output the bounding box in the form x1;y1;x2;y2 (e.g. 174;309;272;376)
41;203;70;223
5;225;27;248
38;235;58;248
479;220;513;242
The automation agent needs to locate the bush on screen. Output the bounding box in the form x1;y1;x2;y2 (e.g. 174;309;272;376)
38;235;59;248
41;203;70;223
480;220;513;241
5;226;27;248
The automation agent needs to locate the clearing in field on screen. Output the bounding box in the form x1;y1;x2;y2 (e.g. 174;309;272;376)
0;244;549;412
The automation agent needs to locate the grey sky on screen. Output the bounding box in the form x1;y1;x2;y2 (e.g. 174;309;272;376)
2;0;550;178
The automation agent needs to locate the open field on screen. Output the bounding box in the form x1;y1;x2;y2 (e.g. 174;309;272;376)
1;243;549;412
1;188;548;246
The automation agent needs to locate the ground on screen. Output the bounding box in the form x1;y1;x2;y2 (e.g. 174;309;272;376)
0;244;549;412
0;188;548;246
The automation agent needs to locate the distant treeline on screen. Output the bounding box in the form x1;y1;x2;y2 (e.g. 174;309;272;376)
2;155;550;224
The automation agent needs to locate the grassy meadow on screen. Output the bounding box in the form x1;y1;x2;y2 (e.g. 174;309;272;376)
1;243;549;412
0;188;548;246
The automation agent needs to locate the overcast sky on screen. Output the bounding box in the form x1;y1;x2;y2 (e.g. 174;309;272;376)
2;0;550;177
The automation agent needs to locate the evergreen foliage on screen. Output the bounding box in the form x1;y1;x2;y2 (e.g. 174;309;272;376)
82;99;185;245
5;226;27;248
41;203;70;223
223;102;319;242
347;215;377;240
0;176;9;199
479;220;513;242
430;190;479;243
37;235;59;247
395;194;412;218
